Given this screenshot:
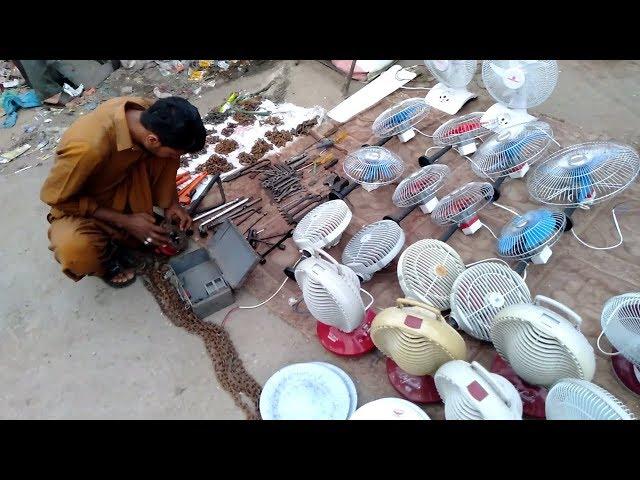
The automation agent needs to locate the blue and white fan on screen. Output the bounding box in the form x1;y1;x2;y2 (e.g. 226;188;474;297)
497;209;566;264
372;98;430;143
343;146;404;192
527;141;640;207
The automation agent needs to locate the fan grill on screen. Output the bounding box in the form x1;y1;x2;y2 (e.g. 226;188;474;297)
470;122;554;180
293;200;352;251
601;293;640;365
392;165;450;208
424;60;477;89
397;239;465;310
433;112;492;147
342;220;405;282
372;98;430;138
450;262;531;341
497;209;566;261
438;375;485;420
343;146;404;187
527;141;640;207
432;182;494;226
481;60;558;109
546;379;636;420
491;318;586;386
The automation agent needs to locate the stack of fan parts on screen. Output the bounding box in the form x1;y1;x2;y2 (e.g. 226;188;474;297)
432;112;494;156
490;295;596;387
431;182;495;235
294;249;375;356
480;60;559;130
527;141;640;208
343;146;404;192
292;199;352;253
470;121;555;180
397;239;465;311
423;60;478;115
545;378;636;420
349;397;431;420
341;220;405;282
450;261;532;342
371;298;467;403
434;360;523;420
389;164;451;220
496;208;567;265
598;292;640;396
372;98;430;143
259;362;357;420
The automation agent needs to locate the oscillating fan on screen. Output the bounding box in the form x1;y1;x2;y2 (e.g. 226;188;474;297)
598;293;640;396
490;295;596;387
423;60;478;115
292;199;352;253
372;98;430;143
349;398;431;420
480;60;559;131
527;141;640;208
343;146;404;192
450;261;532;341
545;378;636;420
434;360;523;420
385;165;450;223
371;298;467;403
397;239;466;311
470;121;555;180
294;248;376;356
432;182;495;235
341;220;405;282
496;208;567;265
430;112;494;157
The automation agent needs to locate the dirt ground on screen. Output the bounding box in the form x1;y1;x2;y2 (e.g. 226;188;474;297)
1;60;639;419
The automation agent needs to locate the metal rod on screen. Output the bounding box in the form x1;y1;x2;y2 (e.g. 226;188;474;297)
199;198;249;229
383;205;417;224
439;225;458;243
418;145;452;167
187;173;224;215
329;182;360;200
192;197;244;221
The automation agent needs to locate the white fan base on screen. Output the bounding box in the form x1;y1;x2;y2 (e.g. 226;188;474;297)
397;129;416;143
425;83;477;115
508;162;530;178
419;197;439;214
460;217;482;235
531;245;553;264
481;104;536;132
457;141;477;156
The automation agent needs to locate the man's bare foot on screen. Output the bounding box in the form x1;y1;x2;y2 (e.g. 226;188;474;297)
103;268;136;288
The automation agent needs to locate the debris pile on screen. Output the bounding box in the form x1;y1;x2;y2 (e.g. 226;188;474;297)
195;154;234;175
238;152;257;166
221;123;237;137
292;117;319;136
250;138;273;159
265;128;294;148
215;138;239;155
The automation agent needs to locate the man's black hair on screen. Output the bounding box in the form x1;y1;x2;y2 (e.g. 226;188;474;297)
140;97;206;152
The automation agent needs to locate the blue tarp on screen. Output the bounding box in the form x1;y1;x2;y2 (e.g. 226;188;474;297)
2;90;42;128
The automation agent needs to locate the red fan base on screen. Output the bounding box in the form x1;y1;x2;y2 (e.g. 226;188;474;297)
611;348;640;396
386;358;441;403
316;309;376;356
491;355;548;418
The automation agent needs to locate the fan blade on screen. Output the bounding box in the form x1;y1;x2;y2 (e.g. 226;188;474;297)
490;63;509;79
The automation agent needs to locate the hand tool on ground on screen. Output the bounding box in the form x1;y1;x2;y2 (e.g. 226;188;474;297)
323;157;339;170
282;196;324;224
297;152;335;172
246;229;286;251
289;198;326;224
187;173;226;215
235;209;264;228
198;197;250;236
258;230;295;241
176;171;191;184
258;230;294;264
178;172;208;204
223;158;271;182
206;199;263;229
193;197;245;221
328;179;356;200
243;213;268;234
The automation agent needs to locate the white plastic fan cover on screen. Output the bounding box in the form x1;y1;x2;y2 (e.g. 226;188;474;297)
482;60;558;109
600;292;640;366
434;360;523;420
350;398;431;420
397;239;465;310
470;121;554;180
341;220;405;282
545;378;636;420
294;255;365;333
432;182;494;227
293;200;352;252
450;262;531;341
432;112;493;147
343;146;405;188
372;98;430;138
392;164;450;208
424;60;477;89
527;141;640;207
490;295;596;387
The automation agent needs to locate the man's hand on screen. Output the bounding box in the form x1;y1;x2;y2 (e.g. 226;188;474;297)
121;213;171;246
165;201;193;231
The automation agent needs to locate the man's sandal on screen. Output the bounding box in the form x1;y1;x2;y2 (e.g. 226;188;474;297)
102;259;137;289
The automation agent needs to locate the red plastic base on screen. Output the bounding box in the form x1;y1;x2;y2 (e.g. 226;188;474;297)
316;309;376;357
491;355;547;418
611;349;640;396
386;358;441;403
